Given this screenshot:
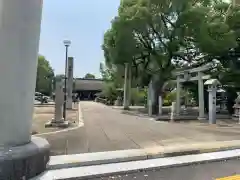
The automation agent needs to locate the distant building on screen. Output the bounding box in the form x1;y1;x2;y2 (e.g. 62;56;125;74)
73;78;104;100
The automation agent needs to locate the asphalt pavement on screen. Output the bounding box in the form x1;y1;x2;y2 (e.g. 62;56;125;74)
91;158;240;180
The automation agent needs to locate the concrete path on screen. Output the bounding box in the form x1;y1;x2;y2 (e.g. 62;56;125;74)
41;101;240;155
82;102;240;152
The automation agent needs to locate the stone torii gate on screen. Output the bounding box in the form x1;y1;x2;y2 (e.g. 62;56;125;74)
0;1;49;179
173;64;212;120
147;64;212;119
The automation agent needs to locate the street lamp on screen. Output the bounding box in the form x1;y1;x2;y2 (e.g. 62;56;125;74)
63;40;71;120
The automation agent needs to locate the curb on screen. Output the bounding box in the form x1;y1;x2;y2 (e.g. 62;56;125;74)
48;149;147;170
195;126;240;135
48;140;240;170
145;140;240;159
34;103;55;107
34;149;240;180
34;103;84;136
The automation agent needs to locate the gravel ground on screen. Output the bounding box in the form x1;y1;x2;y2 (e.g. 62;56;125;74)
32;104;78;134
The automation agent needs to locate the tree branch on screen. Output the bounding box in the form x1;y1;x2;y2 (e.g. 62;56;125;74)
135;33;152;50
164;16;176;29
149;23;169;51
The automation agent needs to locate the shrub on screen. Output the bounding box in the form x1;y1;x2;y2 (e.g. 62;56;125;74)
163;99;172;106
97;83;119;105
131;88;147;105
163;91;176;106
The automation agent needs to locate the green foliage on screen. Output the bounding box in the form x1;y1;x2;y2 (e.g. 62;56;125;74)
130;88;147;105
103;0;238;87
36;56;54;96
164;91;177;104
163;88;194;106
98;83;120;105
84;73;96;79
225;87;238;115
102;0;240;113
100;62;124;87
100;62;112;81
55;74;65;82
209;4;240;88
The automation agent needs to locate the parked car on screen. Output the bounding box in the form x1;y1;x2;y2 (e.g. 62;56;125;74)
35;92;49;103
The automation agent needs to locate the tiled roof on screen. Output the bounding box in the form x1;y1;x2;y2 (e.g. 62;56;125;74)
74;78;104;91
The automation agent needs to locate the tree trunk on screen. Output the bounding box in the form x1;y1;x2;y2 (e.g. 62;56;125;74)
148;75;164;115
151;84;159;115
123;63;131;110
128;66;132;106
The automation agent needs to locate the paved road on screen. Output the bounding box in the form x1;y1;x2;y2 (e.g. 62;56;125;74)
40;126;88;155
81;102;240;153
91;158;240;180
41;101;240;155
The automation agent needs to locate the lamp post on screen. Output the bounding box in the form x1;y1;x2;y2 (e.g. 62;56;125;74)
63;40;71;120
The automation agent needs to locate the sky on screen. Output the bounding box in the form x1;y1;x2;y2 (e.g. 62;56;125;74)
39;0;120;78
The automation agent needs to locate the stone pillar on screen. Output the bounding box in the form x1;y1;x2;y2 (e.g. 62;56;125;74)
67;57;74;109
45;81;69;127
198;72;205;120
159;96;163;115
0;0;49;179
170;102;176;122
54;82;64;122
123;63;129;109
176;76;181;115
208;86;217;124
232;95;240;121
148;81;153;116
0;0;42;147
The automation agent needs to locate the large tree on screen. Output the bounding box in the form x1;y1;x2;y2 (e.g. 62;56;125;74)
36;56;54;95
103;0;237;114
84;73;96;79
205;2;240;114
211;3;240;87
